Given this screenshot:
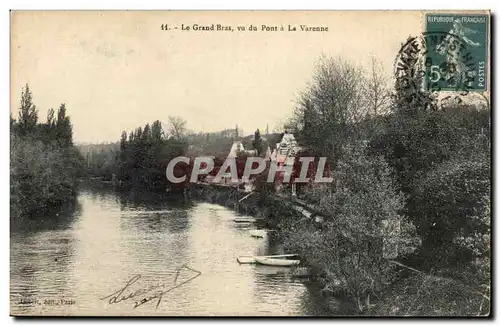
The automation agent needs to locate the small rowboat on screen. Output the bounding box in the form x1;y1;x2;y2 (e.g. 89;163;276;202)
237;256;256;264
249;229;267;238
254;255;300;267
237;254;299;265
234;217;258;223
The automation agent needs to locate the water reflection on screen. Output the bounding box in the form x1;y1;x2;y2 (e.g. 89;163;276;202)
11;184;332;316
10;198;81;234
10;200;81;315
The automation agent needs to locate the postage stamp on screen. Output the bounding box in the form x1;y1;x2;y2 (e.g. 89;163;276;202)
424;13;489;92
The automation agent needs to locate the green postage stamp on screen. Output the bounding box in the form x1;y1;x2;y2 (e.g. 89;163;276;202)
425;13;489;92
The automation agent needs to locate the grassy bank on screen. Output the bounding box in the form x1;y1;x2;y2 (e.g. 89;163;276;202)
370;266;490;316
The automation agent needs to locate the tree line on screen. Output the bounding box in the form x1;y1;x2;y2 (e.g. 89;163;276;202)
82;119;281;188
115;120;188;190
11;84;83;218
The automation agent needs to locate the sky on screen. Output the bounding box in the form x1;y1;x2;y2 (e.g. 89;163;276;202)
11;11;423;144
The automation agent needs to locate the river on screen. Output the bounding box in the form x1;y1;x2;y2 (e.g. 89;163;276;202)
10;183;333;316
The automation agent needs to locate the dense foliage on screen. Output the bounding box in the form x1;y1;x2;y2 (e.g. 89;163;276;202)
283;48;490;313
11;84;83;217
79;143;119;181
411;157;490;280
116;120;188;190
283;144;420;311
370;100;490;280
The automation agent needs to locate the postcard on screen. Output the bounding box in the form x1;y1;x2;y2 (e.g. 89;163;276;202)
10;10;491;317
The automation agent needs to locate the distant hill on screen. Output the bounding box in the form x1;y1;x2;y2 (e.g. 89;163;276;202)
77;142;120;157
187;130;282;157
76;130;285;159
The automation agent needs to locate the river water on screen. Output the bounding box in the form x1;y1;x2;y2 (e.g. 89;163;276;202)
10;184;332;316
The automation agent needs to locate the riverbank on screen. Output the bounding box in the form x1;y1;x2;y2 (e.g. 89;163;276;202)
368;268;490;316
187;182;490;316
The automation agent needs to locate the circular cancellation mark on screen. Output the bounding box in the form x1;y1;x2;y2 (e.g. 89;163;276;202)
394;31;478;95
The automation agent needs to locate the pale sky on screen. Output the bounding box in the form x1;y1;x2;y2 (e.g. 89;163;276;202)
11;11;422;144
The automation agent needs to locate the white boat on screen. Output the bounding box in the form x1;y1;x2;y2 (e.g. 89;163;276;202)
249;229;267;238
237;254;299;265
254;255;300;267
237;256;256;264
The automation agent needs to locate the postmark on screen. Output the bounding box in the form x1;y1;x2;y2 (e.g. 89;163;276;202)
395;32;474;95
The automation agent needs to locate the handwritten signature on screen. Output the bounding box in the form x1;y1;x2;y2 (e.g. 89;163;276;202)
100;264;201;309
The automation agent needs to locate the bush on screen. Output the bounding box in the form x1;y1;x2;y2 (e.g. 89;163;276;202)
372;271;490;316
10;135;80;217
284;143;420;312
410;156;490;274
370;107;490;271
371;109;486;193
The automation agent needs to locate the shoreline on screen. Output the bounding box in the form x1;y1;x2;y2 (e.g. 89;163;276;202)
57;178;490;316
186;182;491;316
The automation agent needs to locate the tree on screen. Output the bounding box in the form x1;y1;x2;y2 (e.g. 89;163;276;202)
142;123;152;144
11;85;82;217
41;108;57;143
151;120;164;142
55;103;73;147
168;115;187;140
120;131;128;151
46;108;55;128
252;128;263;155
291;56;366;167
17;84;38;136
364;56;391;116
115;119;188;190
10;112;15;130
284;143;420;312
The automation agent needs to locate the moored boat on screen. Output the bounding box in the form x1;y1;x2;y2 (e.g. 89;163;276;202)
249;229;267;238
254;255;300;267
237;256;256;264
234;217;258;223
